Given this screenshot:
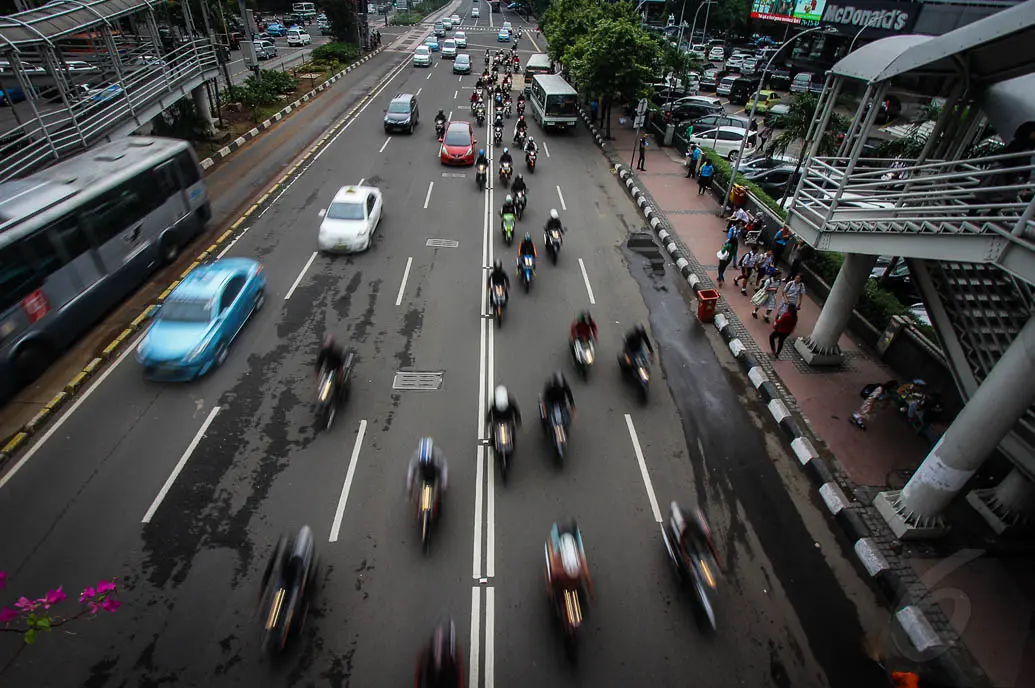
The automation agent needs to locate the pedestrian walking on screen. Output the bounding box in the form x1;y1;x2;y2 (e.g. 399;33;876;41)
590;99;599;125
733;245;760;294
788;238;809;278
754;249;775;287
697;160;714;195
716;240;735;286
773;225;793;259
850;379;900;430
780;273;806;313
637;133;648;171
769;304;798;357
685;143;701;178
751;269;781;322
725;220;744;264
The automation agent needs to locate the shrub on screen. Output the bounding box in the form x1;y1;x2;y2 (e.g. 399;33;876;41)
313;42;360;64
255;69;299;95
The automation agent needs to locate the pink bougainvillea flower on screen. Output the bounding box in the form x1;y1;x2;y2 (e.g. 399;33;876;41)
42;587;67;609
100;598;121;613
0;571;7;589
0;607;18;623
96;580;116;595
87;601;100;615
14;597;34;611
79;586;96;603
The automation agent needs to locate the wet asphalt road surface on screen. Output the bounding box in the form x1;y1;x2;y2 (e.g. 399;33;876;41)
0;5;890;686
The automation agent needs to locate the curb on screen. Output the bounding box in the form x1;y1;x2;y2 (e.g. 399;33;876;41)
199;47;387;171
576;105;983;686
0;47;397;474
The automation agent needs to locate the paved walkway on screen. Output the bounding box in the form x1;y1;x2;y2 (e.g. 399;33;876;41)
598;118;1034;687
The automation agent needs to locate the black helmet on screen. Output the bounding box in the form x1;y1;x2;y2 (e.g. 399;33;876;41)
494;259;503;271
635;323;647;337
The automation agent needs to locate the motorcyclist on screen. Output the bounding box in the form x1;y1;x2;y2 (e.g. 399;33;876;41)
511;173;528;196
517;232;537;263
415;618;463;688
525;135;538;156
487;259;510;301
544;208;563;235
494;111;504;130
475;148;488;169
469;90;479;106
499;147;514;168
570;311;598;344
434;110;447;137
546;519;594;599
486;384;522;431
315;334;347;387
500;193;516;217
670;501;720;574
513;117;528;145
542;371;575;418
621;323;655;366
406;437;449;502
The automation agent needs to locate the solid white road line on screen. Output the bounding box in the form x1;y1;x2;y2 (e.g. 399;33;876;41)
416;87;422;96
486;440;495;579
329;419;368;542
285;251;318;300
542;141;550;158
379;137;392;153
448;110;453;120
395;257;413;306
427;72;433;80
472;444;485;578
454;89;458;99
142;406;221;523
469;587;482;688
358;177;366;186
625;414;663;523
578;258;597;305
485;586;495;688
556;185;567;210
216;225;251;259
424;181;435;209
0;330;146;491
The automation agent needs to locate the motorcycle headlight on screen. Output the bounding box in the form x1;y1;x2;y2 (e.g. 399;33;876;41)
319;378;333;401
584;348;594;364
638;367;649;383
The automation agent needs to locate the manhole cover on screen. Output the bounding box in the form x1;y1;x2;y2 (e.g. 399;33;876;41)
393;371;444;391
426;239;459;248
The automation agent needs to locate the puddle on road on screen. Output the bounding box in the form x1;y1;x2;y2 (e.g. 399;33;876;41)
626;231;666;276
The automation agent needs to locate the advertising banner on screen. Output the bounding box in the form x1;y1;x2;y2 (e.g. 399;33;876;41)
751;0;826;26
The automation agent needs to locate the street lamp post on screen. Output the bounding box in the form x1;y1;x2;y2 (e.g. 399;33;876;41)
686;0;716;50
717;24;829;216
664;2;716;118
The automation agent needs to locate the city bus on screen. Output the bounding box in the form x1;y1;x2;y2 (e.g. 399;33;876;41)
0;137;210;396
523;53;553;95
528;74;578;131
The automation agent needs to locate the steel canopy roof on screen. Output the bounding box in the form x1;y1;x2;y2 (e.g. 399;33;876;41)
0;0;160;52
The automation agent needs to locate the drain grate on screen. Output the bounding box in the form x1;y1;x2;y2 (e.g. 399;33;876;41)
393;371;444;391
426;239;459;248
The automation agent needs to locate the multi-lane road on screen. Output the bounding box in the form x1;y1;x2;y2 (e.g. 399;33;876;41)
0;4;891;686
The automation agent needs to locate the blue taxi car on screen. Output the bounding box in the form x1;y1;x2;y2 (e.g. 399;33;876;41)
137;258;266;380
497;29;511;42
424;36;440;52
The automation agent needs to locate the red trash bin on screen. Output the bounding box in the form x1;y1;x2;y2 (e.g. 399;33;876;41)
697;289;719;323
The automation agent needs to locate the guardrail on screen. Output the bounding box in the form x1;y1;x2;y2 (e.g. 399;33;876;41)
0;39;218;182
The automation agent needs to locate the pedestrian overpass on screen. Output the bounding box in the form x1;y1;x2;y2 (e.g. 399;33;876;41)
0;0;219;182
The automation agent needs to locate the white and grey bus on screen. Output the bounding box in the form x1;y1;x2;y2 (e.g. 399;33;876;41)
522;53;553;95
0;136;210;395
528;74;578;131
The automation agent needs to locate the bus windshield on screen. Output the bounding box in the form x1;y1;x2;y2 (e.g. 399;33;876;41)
545;94;577;117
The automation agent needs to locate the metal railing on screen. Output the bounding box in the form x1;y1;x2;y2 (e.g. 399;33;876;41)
790;150;1035;244
0;39;218;182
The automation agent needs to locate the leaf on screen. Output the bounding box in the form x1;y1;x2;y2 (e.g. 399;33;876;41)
24;629;36;645
35;616;52;631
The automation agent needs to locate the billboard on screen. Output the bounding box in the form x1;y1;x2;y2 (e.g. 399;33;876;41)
821;1;919;38
751;0;826;26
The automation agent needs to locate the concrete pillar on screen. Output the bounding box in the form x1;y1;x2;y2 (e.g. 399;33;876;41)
966;467;1035;535
191;84;215;134
875;315;1035;539
794;252;877;366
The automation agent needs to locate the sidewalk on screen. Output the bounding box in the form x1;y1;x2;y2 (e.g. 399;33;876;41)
598;118;1034;687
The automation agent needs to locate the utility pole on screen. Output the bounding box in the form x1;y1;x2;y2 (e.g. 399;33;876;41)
630;98;648;168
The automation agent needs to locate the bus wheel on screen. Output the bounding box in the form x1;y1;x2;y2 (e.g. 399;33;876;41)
14;342;53;386
159;234;181;264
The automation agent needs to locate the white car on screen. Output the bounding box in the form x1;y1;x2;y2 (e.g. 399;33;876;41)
441;39;457;59
451;14;461;25
502;21;512;31
687;126;755;161
454;31;467;48
413;45;432;67
471;7;479;17
442;17;453;30
690;44;706;58
286;29;311;46
319;185;384;253
708;47;725;61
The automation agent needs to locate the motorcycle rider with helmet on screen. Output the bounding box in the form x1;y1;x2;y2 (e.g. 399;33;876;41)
315;334;348;390
511;173;528;197
415;617;464;688
500;194;516;217
545;519;594;601
475;148;488;169
487;259;510;304
517;232;537;265
486;384;522;432
570;311;598;344
513;116;528;144
621;323;655;367
525;135;539;156
499;147;514;168
670;500;721;572
542;371;575;422
544;208;563;235
406;437;449;505
434;109;447;130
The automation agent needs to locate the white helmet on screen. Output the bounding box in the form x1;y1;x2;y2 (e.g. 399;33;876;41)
494;385;509;412
550;208;559;220
559;533;581;577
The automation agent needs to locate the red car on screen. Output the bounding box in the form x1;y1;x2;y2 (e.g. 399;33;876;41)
440;120;477;166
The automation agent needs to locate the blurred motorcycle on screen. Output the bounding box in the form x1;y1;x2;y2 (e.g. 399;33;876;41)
660;501;720;631
259;525;318;655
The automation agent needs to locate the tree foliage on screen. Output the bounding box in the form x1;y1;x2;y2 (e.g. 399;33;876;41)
769;93;849;159
322;0;359;44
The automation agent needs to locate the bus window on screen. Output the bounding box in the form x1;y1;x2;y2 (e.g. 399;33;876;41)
47;216;93;264
154;162;180;198
81;183;150;244
175;151;201;185
546;94;578;117
0;243;43;313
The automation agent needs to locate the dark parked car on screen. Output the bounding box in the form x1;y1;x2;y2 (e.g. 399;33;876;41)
743;165;802;199
651;86;694;106
728;77;761;105
384;93;420;134
764;69;791;90
667;101;724;123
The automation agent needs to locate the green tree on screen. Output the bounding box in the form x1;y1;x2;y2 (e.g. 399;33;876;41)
705;0;750;37
541;0;603;67
323;0;359;45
